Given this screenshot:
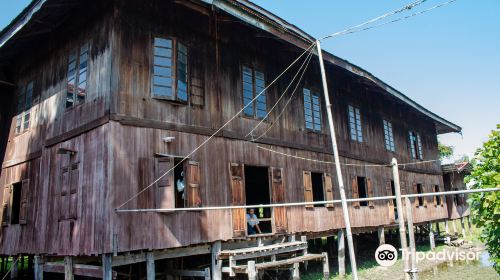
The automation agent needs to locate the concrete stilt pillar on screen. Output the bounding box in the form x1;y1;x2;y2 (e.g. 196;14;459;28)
445;220;451;243
460;217;467;239
211;241;222;280
146;252;155;280
34;255;43;280
247;261;257;280
452;219;458;235
64;256;73;280
467;216;472;232
378;226;385;246
102;254;113;280
337;229;345;277
292;263;300;280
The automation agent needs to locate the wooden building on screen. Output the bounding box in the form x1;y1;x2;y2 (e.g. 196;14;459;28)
443;162;471;220
0;0;461;278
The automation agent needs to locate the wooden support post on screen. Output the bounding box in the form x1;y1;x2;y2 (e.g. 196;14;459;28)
287;234;296;242
337;229;345;277
292;263;300;280
392;158;410;280
322;252;330;280
378;226;385;245
229;256;236;277
11;256;19;280
204;267;211;280
34;255;43;280
211;241;222;280
102;254;113;280
247;261;256;280
467;216;472;232
428;223;435;251
460;217;467;238
64;256;74;280
301;236;308;270
452;219;458;235
146;252;155;280
405;197;418;280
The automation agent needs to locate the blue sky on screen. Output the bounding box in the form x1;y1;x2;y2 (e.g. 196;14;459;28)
1;0;499;159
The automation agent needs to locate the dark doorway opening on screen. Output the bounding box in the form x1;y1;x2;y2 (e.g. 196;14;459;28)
357;177;368;207
311;172;325;207
11;182;22;225
391;180;398;220
174;158;185;208
244;165;272;234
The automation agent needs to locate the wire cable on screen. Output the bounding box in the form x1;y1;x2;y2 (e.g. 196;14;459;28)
115;42;317;210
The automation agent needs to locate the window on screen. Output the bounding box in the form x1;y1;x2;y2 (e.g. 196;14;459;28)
409;131;423;159
242;66;267;119
66;43;89;109
415;183;424;207
152;37;188;102
351;176;373;207
383;120;395;152
303;171;334;208
348;105;362;142
434;185;443;206
15;81;34;134
303;89;322;131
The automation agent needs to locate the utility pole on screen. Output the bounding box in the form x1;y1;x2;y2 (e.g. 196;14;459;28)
392;158;411;280
316;40;358;280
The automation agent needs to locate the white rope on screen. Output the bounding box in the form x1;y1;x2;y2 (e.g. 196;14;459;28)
116;42;317;210
249;47;315;142
1;257;20;280
256;145;440;167
246;42;316;140
115;187;499;213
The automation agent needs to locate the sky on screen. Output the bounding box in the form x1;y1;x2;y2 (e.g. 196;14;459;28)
1;0;499;160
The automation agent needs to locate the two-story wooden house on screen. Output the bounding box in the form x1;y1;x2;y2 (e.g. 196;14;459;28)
0;0;461;279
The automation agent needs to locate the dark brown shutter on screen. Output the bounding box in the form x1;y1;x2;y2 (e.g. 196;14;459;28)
156;157;174;209
60;167;70;220
229;163;246;237
303;171;313;208
69;164;79;219
186;161;202;207
351;177;360;207
323;173;334;208
19;179;30;225
189;47;205;107
2;186;11;226
271;167;287;233
367;178;374;208
413;183;419;208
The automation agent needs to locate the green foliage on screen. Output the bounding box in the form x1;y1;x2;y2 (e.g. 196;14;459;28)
438;142;454;159
467;124;500;274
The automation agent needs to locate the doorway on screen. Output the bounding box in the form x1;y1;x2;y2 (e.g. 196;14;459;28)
244;166;272;234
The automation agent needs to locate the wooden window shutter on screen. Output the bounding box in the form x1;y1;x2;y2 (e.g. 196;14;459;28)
186;161;202;207
229;163;246;237
412;183;418;208
19;179;30;225
367;178;374;208
189;48;205;107
60;167;70;220
386;181;393;206
303;171;313;208
156;157;174;209
2;186;11;226
69;164;79;219
271;168;287;233
323;173;334;208
351;177;360;207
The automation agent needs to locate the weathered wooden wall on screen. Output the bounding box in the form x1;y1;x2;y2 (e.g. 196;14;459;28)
443;171;470;219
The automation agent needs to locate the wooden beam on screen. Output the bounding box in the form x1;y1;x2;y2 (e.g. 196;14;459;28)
112;245;211;267
378;226;385;246
247;261;256;280
211;241;222;280
102;254;113;280
338;229;345;277
146;252;155;280
43;262;116;279
34;255;43;280
168;269;211;277
64;257;73;280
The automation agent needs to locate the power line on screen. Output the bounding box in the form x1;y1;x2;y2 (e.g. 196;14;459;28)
319;0;457;41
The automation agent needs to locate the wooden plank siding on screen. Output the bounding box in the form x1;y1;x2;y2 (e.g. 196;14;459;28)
0;0;451;257
443;171;470;219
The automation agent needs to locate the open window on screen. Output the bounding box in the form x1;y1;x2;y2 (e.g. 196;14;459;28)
413;183;426;207
303;172;334;208
351;176;374;208
434;185;443;207
408;131;423;159
155;156;202;209
387;180;398;220
244;166;272;234
66;43;89;109
2;179;29;226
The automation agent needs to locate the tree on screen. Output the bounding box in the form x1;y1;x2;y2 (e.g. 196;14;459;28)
438;142;454;159
467;124;500;274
